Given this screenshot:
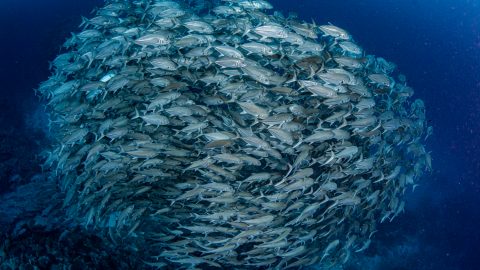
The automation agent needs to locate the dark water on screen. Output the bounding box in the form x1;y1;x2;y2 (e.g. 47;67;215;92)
0;0;479;269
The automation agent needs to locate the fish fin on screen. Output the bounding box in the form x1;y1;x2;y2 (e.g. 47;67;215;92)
132;108;141;119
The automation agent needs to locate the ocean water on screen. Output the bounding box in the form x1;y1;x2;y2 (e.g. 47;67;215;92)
0;0;479;269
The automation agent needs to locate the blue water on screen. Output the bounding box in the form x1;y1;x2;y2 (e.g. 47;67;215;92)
0;0;479;269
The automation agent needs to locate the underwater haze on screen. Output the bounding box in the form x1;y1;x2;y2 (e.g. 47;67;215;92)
0;0;479;269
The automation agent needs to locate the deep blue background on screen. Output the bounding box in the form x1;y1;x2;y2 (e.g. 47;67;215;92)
0;0;479;269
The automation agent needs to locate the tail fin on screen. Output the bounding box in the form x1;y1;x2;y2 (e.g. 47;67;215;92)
284;69;297;84
79;16;89;28
132;108;141;119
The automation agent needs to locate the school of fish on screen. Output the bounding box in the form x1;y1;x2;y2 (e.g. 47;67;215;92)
37;0;432;269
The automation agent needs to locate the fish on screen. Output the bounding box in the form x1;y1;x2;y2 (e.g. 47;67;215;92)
134;33;171;46
215;56;247;68
318;24;351;40
243;215;275;226
183;20;214;34
240;42;275;55
214;45;245;59
150;57;177;71
37;0;430;268
132;109;169;127
254;24;289;39
303;130;335;144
